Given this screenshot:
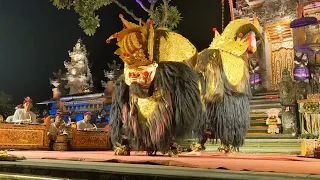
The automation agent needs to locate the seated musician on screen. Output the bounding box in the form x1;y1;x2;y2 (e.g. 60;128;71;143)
5;104;23;123
76;111;97;131
47;110;68;149
7;97;37;124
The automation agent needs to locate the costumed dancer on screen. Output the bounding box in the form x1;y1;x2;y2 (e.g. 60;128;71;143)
107;15;201;156
190;18;264;154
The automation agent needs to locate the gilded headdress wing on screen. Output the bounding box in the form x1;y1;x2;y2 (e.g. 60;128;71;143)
106;15;197;68
208;18;263;89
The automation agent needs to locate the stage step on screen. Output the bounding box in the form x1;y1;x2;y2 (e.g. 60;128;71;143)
254;91;280;96
179;138;300;154
245;134;296;139
250;98;280;104
250;113;282;118
250;108;281;113
249;91;281;135
251;95;279;100
250;103;282;109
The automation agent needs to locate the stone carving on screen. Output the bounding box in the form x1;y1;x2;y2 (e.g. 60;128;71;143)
296;81;309;100
310;66;320;93
279;69;296;105
279;68;297;134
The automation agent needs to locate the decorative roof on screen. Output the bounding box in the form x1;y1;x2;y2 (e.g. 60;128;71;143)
63;98;105;105
37;93;106;105
266;21;293;44
60;93;104;102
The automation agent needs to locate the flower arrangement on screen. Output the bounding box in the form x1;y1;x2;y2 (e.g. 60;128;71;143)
302;102;319;113
0;150;26;161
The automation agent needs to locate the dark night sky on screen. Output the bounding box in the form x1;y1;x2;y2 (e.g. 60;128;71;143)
0;0;230;104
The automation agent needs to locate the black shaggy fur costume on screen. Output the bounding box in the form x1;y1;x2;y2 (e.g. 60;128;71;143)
196;49;252;150
109;62;202;154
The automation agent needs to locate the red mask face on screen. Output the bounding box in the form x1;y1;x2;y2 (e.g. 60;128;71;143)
247;32;257;53
124;63;158;88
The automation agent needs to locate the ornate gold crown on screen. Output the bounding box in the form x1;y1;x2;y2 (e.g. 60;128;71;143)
106;14;154;68
107;15;197;68
209;16;263;57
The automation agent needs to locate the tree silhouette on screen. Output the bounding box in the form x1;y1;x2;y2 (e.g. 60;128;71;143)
50;0;182;36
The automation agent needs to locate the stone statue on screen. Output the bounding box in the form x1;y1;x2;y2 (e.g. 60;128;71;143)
279;68;295;105
310;66;320;93
295;81;309;100
279;68;297;135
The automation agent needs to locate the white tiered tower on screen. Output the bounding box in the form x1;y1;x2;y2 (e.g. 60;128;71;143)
64;39;93;95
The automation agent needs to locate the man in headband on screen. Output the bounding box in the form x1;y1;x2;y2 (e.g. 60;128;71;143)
77;111;97;131
9;97;37;124
47;109;68;150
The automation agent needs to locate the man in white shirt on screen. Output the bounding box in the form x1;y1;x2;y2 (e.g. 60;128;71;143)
77;111;97;131
7;97;37;124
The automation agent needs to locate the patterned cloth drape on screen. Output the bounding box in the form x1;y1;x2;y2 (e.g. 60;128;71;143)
270;48;294;90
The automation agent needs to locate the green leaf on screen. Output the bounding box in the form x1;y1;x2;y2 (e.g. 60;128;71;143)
50;0;73;9
50;0;113;35
152;4;182;30
166;5;182;30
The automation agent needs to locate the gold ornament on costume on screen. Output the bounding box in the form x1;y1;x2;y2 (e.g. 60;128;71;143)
209;17;262;56
106;14;197;68
208;18;263;87
137;97;158;119
106;14;154;68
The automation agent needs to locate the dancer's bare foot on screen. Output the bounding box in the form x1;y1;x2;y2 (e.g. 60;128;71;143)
114;142;131;156
168;142;182;157
186;143;205;156
218;144;235;155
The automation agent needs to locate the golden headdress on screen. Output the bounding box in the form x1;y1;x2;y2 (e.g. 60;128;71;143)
106;14;154;67
207;17;263;88
209;17;263;56
106;15;197;68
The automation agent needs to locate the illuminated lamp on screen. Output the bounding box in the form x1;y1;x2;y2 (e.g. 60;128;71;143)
294;66;310;81
290;17;318;28
250;72;261;85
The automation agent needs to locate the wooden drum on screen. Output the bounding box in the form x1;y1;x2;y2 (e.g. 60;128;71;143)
53;142;68;151
56;135;67;143
53;135;68;151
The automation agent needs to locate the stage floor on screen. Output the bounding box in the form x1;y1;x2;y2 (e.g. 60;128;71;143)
7;151;320;176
